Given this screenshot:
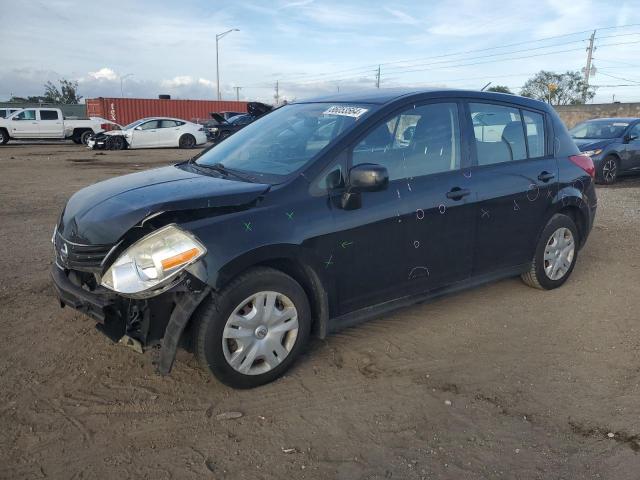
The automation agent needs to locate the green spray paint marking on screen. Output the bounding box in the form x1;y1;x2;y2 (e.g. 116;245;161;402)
340;241;354;249
243;222;252;232
285;212;294;220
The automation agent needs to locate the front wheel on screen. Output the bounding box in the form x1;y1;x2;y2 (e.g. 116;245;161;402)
0;129;9;145
79;130;93;145
521;213;579;290
598;155;618;185
193;267;311;388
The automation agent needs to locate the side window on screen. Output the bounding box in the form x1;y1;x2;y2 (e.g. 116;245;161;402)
352;102;460;180
40;110;59;120
522;110;546;158
140;120;160;130
470;103;526;165
14;110;37;120
160;120;178;128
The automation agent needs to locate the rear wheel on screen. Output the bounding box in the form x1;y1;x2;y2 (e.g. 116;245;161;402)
521;213;579;290
193;267;311;388
598;155;618;184
0;129;9;145
179;134;196;149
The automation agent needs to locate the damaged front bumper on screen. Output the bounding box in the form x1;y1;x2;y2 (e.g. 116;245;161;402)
50;265;210;374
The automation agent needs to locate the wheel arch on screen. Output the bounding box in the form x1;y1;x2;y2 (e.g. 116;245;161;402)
212;246;332;339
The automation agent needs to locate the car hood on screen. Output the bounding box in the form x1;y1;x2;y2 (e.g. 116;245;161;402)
58;164;270;245
573;138;616;151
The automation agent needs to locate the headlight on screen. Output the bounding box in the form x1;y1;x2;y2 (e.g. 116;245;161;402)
101;225;206;295
582;149;602;157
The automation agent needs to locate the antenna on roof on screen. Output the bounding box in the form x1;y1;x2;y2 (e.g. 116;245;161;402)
480;82;492;92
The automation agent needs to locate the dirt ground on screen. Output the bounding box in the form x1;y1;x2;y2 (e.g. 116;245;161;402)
1;142;639;480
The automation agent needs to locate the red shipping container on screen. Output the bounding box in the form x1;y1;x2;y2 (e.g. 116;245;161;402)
86;97;248;126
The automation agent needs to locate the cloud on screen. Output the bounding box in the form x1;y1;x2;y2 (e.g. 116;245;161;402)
87;67;118;82
384;7;420;26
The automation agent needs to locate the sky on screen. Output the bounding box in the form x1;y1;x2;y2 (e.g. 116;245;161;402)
1;0;639;104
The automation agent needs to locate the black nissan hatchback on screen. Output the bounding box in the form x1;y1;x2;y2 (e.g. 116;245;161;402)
51;89;597;388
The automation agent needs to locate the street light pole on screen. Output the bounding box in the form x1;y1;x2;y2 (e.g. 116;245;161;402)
215;28;239;101
120;73;133;98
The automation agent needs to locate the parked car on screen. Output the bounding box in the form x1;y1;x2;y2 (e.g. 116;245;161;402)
87;117;207;150
569;117;640;184
0;108;107;145
208;102;273;143
0;108;21;118
51;89;596;388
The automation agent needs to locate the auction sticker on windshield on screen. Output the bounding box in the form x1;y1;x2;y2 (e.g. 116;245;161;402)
323;105;369;118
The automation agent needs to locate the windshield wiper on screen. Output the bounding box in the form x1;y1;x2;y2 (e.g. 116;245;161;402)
199;162;253;182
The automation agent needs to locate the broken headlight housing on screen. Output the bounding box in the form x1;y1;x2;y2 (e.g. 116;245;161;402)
101;225;206;295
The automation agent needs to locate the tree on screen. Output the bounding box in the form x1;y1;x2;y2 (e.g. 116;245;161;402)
486;85;512;94
520;70;595;105
43;79;82;104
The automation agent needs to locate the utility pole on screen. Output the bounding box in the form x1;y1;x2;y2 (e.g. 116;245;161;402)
274;81;280;105
375;65;381;88
583;30;596;102
233;86;242;101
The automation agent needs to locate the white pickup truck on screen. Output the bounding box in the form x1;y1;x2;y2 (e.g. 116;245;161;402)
0;107;108;145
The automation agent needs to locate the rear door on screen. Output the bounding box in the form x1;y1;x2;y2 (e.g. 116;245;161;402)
38;109;64;138
9;109;39;138
158;119;181;146
465;101;557;274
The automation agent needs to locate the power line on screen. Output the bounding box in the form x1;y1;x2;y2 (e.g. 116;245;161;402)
266;22;640;84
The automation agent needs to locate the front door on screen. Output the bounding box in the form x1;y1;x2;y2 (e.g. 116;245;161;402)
130;120;161;148
326;111;419;314
9;109;39;138
38;109;64;138
465;101;558;274
623;123;640;173
399;101;476;292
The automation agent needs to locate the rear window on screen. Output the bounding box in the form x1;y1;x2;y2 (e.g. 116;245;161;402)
470;102;546;165
40;110;59;120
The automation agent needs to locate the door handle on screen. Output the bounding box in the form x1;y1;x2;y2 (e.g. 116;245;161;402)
446;187;471;200
538;171;555;182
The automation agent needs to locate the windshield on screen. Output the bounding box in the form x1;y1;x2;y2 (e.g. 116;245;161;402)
570;120;629;139
123;119;146;130
196;103;374;179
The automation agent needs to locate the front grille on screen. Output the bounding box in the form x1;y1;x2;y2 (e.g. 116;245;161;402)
54;231;114;272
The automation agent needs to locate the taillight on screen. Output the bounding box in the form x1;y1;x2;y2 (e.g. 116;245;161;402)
569;154;595;178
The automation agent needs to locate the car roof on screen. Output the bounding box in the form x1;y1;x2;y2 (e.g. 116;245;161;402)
138;117;189;122
294;87;551;110
580;117;639;123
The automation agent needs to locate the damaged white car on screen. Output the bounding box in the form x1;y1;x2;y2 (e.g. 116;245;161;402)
87;117;208;150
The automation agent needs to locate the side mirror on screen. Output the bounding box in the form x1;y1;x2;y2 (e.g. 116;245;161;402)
340;163;389;210
349;163;389;192
134;126;142;130
12;116;21;121
624;134;638;143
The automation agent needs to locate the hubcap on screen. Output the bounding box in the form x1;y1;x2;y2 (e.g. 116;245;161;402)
222;291;299;375
543;227;575;281
602;159;617;182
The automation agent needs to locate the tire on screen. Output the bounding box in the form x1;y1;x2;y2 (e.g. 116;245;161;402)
597;155;619;185
0;129;9;145
521;213;579;290
179;134;196;149
105;135;125;150
193;267;311;388
79;130;93;145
